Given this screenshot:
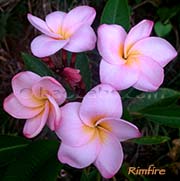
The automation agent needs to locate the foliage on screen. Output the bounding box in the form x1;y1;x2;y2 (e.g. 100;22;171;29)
100;0;130;31
0;136;62;181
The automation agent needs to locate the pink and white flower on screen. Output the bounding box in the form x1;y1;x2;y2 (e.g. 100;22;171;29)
28;6;96;57
56;84;140;178
3;71;67;138
98;20;177;92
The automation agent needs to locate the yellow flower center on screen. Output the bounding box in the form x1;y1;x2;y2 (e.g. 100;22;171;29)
119;44;140;65
57;27;71;40
83;115;112;143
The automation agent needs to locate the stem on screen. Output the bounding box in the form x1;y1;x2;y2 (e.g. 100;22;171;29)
130;112;142;117
173;25;180;52
62;49;67;67
70;53;76;67
132;0;150;10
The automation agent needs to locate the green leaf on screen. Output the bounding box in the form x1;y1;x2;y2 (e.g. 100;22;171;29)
3;140;61;181
121;87;142;101
75;53;92;91
140;106;180;128
0;136;30;166
100;0;130;31
157;6;180;22
0;106;11;128
128;88;180;112
0;167;6;179
131;136;170;145
32;155;63;181
22;52;55;77
154;21;172;37
122;107;133;121
0;135;29;149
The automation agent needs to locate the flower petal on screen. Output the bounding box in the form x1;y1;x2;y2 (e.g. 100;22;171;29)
64;25;96;52
94;132;123;178
62;67;82;87
56;102;95;147
128;37;177;67
45;11;66;33
27;13;59;38
97;117;141;141
63;6;96;35
97;24;127;65
79;84;122;127
23;101;49;138
124;20;153;56
100;59;139;90
31;35;68;57
12;71;42;107
58;139;99;169
46;95;61;130
32;76;67;105
3;94;43;119
133;55;164;92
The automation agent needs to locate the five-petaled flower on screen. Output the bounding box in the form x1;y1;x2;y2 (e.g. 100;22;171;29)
55;84;141;178
28;6;96;57
3;71;67;138
98;20;177;92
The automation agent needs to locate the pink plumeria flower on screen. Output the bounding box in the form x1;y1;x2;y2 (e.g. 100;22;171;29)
55;84;141;178
28;6;96;58
62;67;82;87
98;20;177;92
3;71;67;138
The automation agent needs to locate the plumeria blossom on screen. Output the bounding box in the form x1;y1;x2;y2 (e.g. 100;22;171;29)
56;84;141;178
62;67;82;87
28;6;96;57
3;71;67;138
98;20;177;92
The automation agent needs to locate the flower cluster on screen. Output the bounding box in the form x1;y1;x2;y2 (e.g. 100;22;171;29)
3;5;177;178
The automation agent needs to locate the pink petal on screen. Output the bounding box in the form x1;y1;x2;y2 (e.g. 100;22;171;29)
97;117;141;141
124;20;153;56
12;71;42;107
3;94;43;119
31;35;68;57
27;14;59;38
64;25;96;52
62;67;82;86
56;103;95;147
45;11;66;33
58;139;99;169
79;84;122;127
46;95;61;130
94;133;123;178
23;101;49;138
128;37;177;67
100;59;139;90
132;55;164;92
97;24;127;65
62;6;96;35
32;76;67;105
